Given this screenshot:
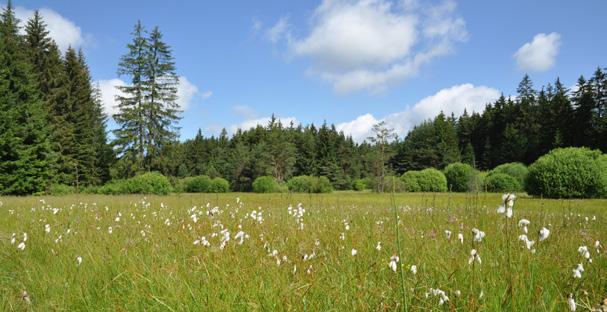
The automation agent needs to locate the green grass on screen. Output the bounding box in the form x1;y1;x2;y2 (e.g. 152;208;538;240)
0;192;605;311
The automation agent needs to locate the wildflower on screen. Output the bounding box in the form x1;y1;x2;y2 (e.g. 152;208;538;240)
351;249;358;256
518;219;530;234
539;227;550;241
472;228;485;242
410;264;417;275
468;249;481;265
578;246;590;260
427;288;449;306
22;290;31;305
458;233;464;244
339;232;345;240
518;234;535;250
567;293;576;311
76;256;83;266
44;224;51;234
17;242;26;251
376;242;382;251
572;267;582;279
10;233;15;245
388;255;399;272
444;230;452;239
108;226;113;235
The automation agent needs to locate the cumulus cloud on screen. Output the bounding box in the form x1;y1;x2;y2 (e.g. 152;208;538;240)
97;76;201;117
15;7;87;51
336;84;500;142
267;0;467;93
176;76;200;110
231;116;299;133
514;32;561;72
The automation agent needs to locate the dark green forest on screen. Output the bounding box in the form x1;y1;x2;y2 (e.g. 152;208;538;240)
0;2;606;196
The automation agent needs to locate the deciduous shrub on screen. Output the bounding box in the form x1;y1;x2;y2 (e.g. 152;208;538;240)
184;175;212;193
252;176;285;193
287;176;333;193
444;162;479;192
208;177;230;193
98;172;172;195
401;171;422;192
287;176;315;193
352;178;373;191
527;147;607;198
484;172;521;192
417;168;448;192
490;162;528;188
47;184;75;195
401;169;447;192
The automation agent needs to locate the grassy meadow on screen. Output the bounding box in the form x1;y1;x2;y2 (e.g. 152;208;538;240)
0;192;605;311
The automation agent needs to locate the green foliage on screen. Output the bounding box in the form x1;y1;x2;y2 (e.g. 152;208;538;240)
484;173;521;192
401;168;447;192
444;162;479;192
490;162;528;189
208;177;230;193
401;171;421;192
417;168;448;192
98;172;172;195
352;179;368;191
252;176;286;193
527;147;607;198
47;184;75;195
377;176;406;192
183;175;211;193
287;175;333;193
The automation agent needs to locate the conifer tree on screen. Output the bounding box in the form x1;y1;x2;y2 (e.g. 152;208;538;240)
0;1;54;194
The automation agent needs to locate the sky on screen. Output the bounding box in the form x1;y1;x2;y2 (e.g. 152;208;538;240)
13;0;607;142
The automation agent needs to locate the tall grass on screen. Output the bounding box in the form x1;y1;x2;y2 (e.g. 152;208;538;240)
0;193;605;310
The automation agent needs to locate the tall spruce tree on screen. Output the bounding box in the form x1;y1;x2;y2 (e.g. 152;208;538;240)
0;2;54;194
113;22;180;176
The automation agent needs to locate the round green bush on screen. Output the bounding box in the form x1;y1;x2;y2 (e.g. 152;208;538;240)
252;176;285;193
491;162;528;188
287;176;316;193
444;162;479;192
208;177;230;193
125;172;173;195
352;179;367;191
401;171;422;192
417;168;448;192
287;176;333;193
527;147;607;198
484;172;522;192
184;175;212;193
315;176;334;193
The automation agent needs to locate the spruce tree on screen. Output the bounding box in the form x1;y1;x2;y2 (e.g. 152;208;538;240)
0;2;54;194
113;22;181;176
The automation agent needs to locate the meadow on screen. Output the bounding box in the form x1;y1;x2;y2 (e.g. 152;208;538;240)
0;192;605;311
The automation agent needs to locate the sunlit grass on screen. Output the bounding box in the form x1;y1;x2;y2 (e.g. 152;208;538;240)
0;193;605;311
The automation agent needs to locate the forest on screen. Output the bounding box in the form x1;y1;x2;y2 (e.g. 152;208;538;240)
0;2;606;195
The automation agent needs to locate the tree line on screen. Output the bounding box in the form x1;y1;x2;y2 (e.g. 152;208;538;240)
0;1;605;195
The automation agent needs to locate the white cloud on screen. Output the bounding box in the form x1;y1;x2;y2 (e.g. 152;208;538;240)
232;105;257;120
231;116;299;133
15;7;87;51
201;90;213;100
176;76;200;110
97;78;126;117
97;76;200;117
514;32;561;72
266;17;290;43
267;0;467;93
337;84;500;142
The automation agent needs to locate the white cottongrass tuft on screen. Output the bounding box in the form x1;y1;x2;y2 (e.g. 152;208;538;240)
472;228;486;242
76;256;83;266
567;293;576;311
388;255;399;272
410;264;417;275
518;219;530;234
468;249;481;265
375;242;382;251
17;242;26;251
539;227;550;241
458;233;464;244
44;224;51;234
351;248;357;256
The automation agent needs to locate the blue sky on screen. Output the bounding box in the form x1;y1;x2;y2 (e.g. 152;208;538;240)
14;0;607;141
